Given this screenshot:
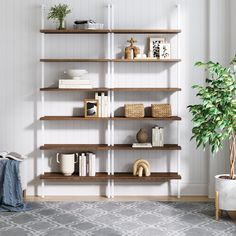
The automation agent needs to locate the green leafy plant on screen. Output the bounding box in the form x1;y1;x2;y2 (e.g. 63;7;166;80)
48;4;71;30
188;56;236;179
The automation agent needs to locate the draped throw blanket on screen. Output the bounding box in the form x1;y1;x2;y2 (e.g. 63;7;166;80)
0;159;29;212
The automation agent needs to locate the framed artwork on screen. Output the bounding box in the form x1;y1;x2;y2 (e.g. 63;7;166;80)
149;38;165;58
159;43;171;59
84;99;99;117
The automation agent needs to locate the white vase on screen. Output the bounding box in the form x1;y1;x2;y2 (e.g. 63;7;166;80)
215;174;236;210
57;153;78;176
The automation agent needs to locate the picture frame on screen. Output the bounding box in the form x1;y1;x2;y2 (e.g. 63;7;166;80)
159;43;171;59
149;37;165;58
84;99;99;117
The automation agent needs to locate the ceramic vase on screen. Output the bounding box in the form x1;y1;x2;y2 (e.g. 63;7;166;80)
56;153;78;176
136;129;148;143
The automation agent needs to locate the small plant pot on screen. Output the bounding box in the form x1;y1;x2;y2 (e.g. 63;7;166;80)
215;174;236;211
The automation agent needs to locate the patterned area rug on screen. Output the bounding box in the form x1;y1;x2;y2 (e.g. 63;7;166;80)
0;201;235;236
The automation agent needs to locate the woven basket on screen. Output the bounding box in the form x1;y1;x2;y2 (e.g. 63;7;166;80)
151;104;172;117
125;104;144;118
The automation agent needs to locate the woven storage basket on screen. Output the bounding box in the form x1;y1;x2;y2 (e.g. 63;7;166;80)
151;104;172;117
125;104;144;118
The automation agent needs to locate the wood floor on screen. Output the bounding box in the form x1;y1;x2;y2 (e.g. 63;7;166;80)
25;195;213;202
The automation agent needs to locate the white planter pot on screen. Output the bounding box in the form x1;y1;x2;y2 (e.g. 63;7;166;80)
215;174;236;211
57;153;78;176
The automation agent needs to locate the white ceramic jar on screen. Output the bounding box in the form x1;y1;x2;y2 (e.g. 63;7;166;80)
56;153;78;176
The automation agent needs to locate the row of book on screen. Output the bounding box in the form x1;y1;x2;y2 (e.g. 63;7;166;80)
78;153;96;176
95;92;109;117
59;78;92;89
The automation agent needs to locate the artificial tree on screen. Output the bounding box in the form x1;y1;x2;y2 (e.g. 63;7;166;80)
188;56;236;179
48;4;71;30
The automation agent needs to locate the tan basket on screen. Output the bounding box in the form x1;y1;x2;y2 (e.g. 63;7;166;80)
125;104;144;118
151;104;172;117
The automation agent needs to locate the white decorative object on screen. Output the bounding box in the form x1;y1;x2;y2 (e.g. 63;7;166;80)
152;126;164;147
215;175;236;211
149;38;165;58
56;153;78;176
64;69;88;78
159;43;171;59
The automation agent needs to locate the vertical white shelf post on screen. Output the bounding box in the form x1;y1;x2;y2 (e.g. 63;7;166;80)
41;5;45;198
176;4;181;199
106;4;112;198
110;4;115;198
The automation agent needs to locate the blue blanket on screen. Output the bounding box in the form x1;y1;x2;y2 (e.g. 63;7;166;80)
0;159;29;212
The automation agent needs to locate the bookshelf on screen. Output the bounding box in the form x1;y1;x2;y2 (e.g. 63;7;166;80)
39;4;182;198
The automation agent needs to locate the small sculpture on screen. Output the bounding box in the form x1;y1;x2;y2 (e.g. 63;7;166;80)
125;38;140;59
136;129;148;143
133;159;151;177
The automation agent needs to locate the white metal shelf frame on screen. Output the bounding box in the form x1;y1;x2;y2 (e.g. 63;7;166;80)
39;4;181;199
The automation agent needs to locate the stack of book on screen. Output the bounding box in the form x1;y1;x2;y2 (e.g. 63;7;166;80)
78;152;96;176
59;78;92;89
95;92;109;117
152;126;164;147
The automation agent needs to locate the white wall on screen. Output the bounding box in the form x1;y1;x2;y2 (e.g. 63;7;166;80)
0;0;232;197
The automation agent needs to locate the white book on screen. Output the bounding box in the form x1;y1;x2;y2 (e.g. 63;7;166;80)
104;96;109;117
101;93;105;117
59;84;93;89
95;93;102;117
88;153;92;176
81;153;86;176
132;143;152;148
79;155;82;176
59;79;90;85
91;154;96;176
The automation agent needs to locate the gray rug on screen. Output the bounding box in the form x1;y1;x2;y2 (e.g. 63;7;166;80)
0;201;235;236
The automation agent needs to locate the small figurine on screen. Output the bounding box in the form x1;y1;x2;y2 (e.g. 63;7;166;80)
125;38;140;59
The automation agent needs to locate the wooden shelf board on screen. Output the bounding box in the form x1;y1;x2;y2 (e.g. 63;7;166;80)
111;88;181;92
111;172;181;181
111;144;181;150
40;172;109;181
40;29;110;34
40;59;181;63
40;29;181;34
40;59;110;62
40;87;181;92
40;172;181;181
40;116;181;121
40;144;109;151
40;87;109;92
112;59;181;62
112;29;181;34
40;116;109;121
112;116;181;121
40;144;181;151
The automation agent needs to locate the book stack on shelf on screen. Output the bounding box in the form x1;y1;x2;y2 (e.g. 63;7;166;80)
59;70;92;89
95;92;109;117
78;152;96;176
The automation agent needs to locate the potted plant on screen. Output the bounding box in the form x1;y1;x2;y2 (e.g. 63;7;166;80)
188;56;236;219
48;3;71;30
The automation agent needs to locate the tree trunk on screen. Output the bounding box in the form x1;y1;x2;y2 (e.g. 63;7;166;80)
229;133;236;179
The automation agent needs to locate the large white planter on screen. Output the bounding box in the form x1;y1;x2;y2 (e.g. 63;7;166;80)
215;174;236;211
